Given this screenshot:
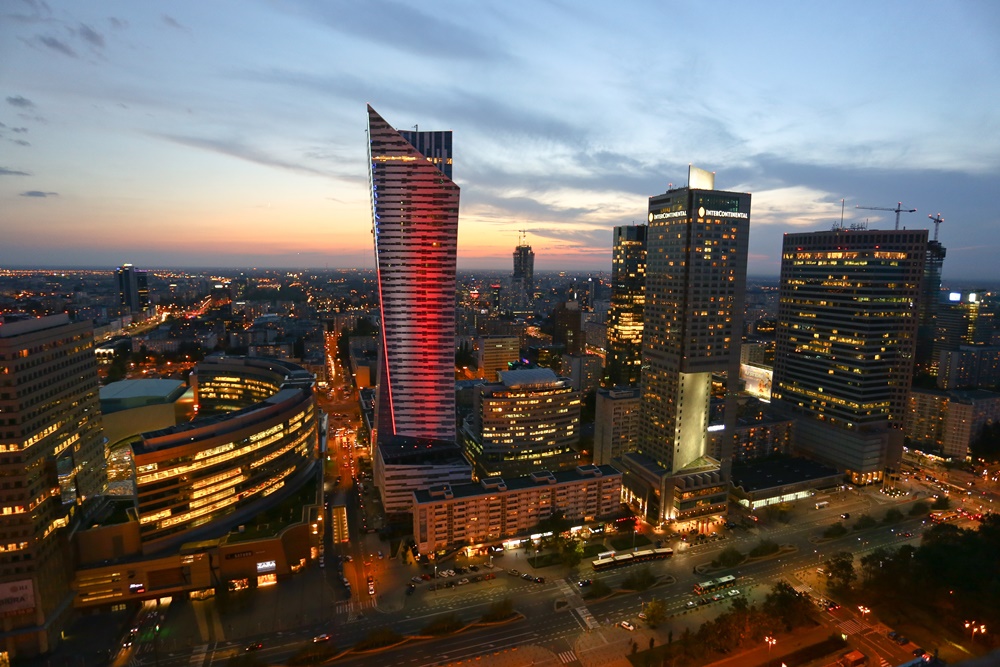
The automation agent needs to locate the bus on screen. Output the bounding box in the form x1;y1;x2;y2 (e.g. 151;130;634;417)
929;510;961;523
815;500;829;509
694;575;737;594
591;547;673;572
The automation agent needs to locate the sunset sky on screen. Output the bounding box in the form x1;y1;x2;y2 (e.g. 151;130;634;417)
2;1;999;279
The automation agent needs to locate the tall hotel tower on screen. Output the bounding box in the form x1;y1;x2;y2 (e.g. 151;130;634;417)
512;237;535;302
772;228;926;485
604;225;647;388
0;314;106;658
619;167;750;525
368;105;459;443
115;263;150;316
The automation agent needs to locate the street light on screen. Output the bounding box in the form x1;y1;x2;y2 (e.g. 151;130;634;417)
966;620;987;642
764;636;776;656
858;605;870;619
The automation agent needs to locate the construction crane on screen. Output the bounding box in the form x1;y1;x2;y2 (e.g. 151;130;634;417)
855;202;916;230
928;213;944;242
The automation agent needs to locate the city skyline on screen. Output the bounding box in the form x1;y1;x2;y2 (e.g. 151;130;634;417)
2;2;999;279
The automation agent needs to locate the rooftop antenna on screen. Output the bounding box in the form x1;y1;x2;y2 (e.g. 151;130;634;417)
413;124;418;132
928;213;944;242
840;199;845;228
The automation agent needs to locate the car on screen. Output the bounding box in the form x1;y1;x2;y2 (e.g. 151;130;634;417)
711;594;724;602
638;612;647;620
522;573;534;581
421;573;432;581
620;621;635;631
245;642;263;652
912;648;926;657
841;513;851;519
534;576;545;584
686;601;697;609
469;565;480;572
826;602;841;611
313;634;331;643
578;579;593;588
343;554;353;562
455;577;469;585
484;573;496;580
698;597;710;605
888;631;899;640
902;532;912;537
728;589;741;597
473;575;483;582
412;576;423;583
895;636;909;645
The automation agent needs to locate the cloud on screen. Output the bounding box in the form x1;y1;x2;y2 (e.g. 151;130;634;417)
75;23;105;49
10;127;28;134
155;133;331;178
108;17;128;30
9;139;30;147
6;95;35;108
162;14;186;30
37;34;76;57
0;167;31;176
20;190;57;197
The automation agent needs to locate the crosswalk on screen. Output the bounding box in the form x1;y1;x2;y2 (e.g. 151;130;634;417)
838;618;870;635
189;644;207;666
336;598;377;621
557;650;578;664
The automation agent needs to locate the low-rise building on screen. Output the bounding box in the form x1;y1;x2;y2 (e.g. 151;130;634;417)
373;437;473;515
594;387;640;465
412;464;622;553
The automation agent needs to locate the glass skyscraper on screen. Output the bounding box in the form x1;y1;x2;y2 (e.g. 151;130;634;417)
604;225;647;388
367;105;459;443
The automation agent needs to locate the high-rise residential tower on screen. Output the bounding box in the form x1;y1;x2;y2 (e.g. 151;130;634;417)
115;263;149;315
0;314;106;658
772;228;927;485
619;167;750;525
368;105;459;443
915;224;946;376
604;225;647;388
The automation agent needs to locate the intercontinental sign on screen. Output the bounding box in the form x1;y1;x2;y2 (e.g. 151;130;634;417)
648;210;687;222
698;206;748;219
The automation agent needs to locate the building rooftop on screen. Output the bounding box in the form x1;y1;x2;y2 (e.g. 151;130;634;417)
377;436;470;467
100;379;187;413
730;456;841;493
413;464;621;504
498;367;560;389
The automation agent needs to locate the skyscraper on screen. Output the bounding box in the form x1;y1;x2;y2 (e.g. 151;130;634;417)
0;314;106;658
915;229;946;376
368;105;459;443
512;238;534;302
604;225;647;388
619;167;750;524
115;263;149;316
772;227;926;485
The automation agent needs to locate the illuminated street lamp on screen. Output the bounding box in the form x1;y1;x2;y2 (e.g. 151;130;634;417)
966;620;987;642
858;605;871;619
764;636;776;656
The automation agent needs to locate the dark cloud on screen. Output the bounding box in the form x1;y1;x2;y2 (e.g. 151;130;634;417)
37;34;76;57
161;14;185;30
0;167;31;176
9;139;30;147
108;17;128;30
6;95;35;108
20;190;57;197
10;127;28;133
76;23;104;49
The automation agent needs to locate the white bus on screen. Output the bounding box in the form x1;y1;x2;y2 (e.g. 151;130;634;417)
815;500;829;509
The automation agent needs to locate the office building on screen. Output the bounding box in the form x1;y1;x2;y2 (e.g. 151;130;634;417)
618;167;750;525
933;291;995;373
373;437;473;514
594;387;641;465
463;368;581;479
368;105;459;443
553;300;585;355
772;228;926;485
115;263;150;316
476;335;520;380
0;314;106;659
412;465;622;554
604;225;647;388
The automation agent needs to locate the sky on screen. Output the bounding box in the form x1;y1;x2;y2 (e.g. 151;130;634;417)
1;1;999;280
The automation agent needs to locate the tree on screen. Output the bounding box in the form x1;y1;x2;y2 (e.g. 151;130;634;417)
586;578;611;598
932;495;951;510
559;538;583;568
714;546;746;567
749;540;780;558
859;547;892;585
909;501;930;517
882;508;904;524
852;514;878;531
762;580;813;631
826;551;856;592
823;522;848;539
643;599;668;628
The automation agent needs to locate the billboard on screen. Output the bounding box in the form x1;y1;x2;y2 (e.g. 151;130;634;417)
740;364;773;401
0;580;35;617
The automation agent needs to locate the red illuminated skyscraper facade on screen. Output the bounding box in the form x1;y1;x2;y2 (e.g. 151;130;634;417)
368;105;459;442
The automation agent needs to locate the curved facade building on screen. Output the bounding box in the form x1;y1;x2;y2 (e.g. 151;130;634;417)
133;357;318;553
